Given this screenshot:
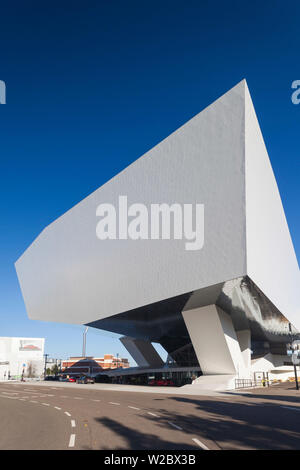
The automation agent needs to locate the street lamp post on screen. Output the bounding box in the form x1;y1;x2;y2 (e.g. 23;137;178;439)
293;354;299;391
288;323;299;391
44;353;49;379
82;327;89;358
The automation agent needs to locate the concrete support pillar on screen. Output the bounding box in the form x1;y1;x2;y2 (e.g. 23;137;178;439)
120;336;164;368
182;304;249;377
236;329;251;370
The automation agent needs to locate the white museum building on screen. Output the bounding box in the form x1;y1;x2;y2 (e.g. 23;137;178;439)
15;80;300;390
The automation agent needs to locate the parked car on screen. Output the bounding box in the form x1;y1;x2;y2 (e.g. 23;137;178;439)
76;375;95;384
148;379;157;386
164;379;175;386
148;379;164;386
148;378;175;386
59;376;76;382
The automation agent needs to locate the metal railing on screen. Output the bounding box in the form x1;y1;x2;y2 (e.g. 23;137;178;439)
235;379;256;389
236;376;298;389
235;378;272;389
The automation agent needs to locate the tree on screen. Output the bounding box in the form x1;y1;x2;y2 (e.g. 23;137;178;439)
27;361;37;378
51;364;59;376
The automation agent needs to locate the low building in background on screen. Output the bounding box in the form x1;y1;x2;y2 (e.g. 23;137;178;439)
0;337;45;380
61;355;129;377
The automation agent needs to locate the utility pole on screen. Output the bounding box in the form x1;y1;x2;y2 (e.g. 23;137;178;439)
288;323;299;391
82;327;89;358
44;353;49;379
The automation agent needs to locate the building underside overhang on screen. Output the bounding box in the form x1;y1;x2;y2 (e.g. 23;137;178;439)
87;275;299;366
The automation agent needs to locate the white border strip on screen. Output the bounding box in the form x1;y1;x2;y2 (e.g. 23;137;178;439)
69;434;76;448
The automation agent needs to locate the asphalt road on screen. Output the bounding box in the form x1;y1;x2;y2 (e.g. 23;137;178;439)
0;381;300;450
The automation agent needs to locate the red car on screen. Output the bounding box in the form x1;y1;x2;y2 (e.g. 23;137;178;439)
148;379;175;386
68;377;76;382
156;379;166;386
164;379;175;386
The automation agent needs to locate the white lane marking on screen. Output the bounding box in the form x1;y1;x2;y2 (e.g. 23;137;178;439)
167;421;182;430
42;403;50;406
71;420;76;428
192;438;210;450
65;412;71;417
19;399;26;401
147;412;159;417
54;406;61;410
109;402;120;405
91;399;101;402
128;406;140;410
6;390;36;395
68;434;76;448
74;397;83;400
281;405;300;412
30;400;38;403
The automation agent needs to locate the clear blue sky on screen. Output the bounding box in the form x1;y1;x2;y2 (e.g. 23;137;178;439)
0;1;299;363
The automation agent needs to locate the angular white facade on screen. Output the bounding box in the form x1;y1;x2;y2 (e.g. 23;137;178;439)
244;85;299;326
15;80;300;388
16;80;247;325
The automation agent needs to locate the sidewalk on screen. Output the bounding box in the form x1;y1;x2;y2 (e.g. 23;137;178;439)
3;379;252;397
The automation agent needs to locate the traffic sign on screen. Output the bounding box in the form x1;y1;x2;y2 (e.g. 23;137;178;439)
292;353;300;365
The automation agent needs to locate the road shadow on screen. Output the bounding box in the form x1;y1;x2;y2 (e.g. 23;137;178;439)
161;397;300;450
222;388;300;405
93;395;300;450
94;416;200;450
